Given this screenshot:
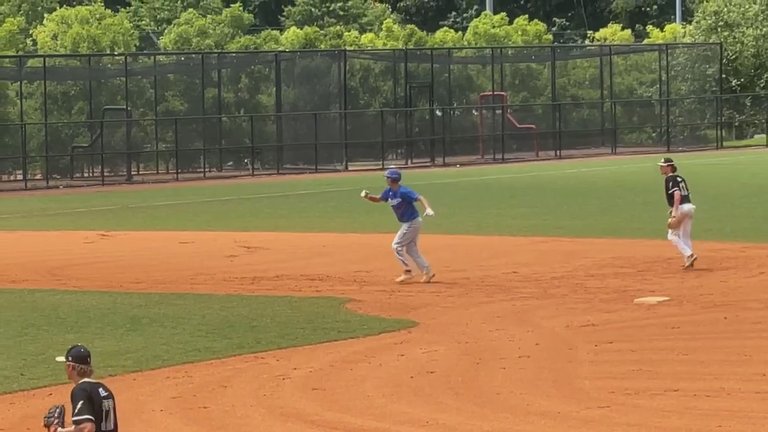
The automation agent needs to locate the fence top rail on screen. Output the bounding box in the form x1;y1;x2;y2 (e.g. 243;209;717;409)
0;42;723;60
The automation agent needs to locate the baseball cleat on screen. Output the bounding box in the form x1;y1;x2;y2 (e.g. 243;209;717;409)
683;254;698;269
395;272;414;283
421;272;436;283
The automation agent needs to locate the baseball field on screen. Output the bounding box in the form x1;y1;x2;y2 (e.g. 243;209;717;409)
1;147;767;431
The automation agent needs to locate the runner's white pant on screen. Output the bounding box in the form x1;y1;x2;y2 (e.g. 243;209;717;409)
667;203;696;258
392;217;430;273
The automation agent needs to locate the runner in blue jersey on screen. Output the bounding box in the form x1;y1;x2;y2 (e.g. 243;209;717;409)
361;168;436;283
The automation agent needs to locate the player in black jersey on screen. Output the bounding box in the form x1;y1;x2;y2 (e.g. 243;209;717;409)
50;344;118;432
657;157;698;269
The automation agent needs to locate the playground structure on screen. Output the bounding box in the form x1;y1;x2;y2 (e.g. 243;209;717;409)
69;106;134;182
477;92;541;159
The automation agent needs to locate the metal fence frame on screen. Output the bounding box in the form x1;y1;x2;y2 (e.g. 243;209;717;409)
1;42;762;191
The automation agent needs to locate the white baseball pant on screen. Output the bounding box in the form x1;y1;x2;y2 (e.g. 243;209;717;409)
667;203;696;258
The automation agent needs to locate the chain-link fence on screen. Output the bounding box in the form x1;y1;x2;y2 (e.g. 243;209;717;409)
0;43;743;190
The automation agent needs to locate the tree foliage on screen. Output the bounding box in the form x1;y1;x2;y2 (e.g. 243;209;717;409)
0;18;27;53
690;0;768;94
128;0;225;34
32;5;138;53
160;3;253;50
282;0;395;33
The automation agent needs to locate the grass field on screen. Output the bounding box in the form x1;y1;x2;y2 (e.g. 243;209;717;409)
1;148;767;242
0;289;414;394
2;147;767;397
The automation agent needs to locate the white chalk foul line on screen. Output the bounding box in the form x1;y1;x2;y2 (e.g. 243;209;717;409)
0;151;763;219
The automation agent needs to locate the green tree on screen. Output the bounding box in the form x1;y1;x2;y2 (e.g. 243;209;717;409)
25;5;141;177
128;0;225;35
691;0;768;94
587;21;634;43
0;18;27;53
160;3;253;50
234;0;291;28
0;0;58;33
33;5;138;53
282;0;396;33
388;0;476;32
610;0;699;38
691;0;768;140
464;11;553;46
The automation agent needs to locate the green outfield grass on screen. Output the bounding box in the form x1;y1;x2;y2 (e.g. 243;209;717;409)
723;136;768;148
0;289;414;394
0;148;766;242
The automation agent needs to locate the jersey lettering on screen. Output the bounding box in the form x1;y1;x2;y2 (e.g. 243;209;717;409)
664;175;692;207
379;186;421;223
70;380;118;432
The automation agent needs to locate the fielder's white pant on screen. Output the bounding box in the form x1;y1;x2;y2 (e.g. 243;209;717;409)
392;217;430;273
667;203;696;258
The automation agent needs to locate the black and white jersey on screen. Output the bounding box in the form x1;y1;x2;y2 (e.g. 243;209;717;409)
70;379;118;432
664;174;692;208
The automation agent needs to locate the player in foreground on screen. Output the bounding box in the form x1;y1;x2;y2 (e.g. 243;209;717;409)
43;344;119;432
658;157;698;269
361;168;437;283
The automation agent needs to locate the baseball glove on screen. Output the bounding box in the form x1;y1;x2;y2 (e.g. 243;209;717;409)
42;404;65;431
667;215;682;230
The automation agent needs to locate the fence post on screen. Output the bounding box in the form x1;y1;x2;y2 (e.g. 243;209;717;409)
18;56;28;189
100;116;105;186
314;112;319;173
392;50;398;108
216;52;224;171
153;54;160;174
500;99;506;162
718;42;725;149
557;102;563;157
200;53;207;178
124;54;133;182
657;45;664;148
249;114;255;176
274;53;283;173
609;45;618;154
43;56;49;186
430;49;436;165
599;46;606;149
380;109;385;168
490;48;496;161
441;107;447;166
174;118;180;180
549;46;558;158
342;50;349;171
447;49;453;108
665;45;672;152
87;56;94;124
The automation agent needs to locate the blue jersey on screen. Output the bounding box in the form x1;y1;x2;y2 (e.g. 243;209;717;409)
380;186;421;223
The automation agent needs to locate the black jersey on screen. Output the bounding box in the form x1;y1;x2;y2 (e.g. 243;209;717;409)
70;379;118;432
664;174;692;207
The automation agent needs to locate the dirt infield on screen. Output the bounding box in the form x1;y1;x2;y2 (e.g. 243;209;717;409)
1;231;767;431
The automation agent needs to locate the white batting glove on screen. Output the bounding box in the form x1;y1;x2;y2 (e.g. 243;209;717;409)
360;190;370;199
424;208;435;217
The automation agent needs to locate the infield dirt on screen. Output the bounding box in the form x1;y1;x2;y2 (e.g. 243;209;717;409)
1;231;767;431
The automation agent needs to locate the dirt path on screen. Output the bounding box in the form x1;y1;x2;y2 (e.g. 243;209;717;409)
1;231;767;431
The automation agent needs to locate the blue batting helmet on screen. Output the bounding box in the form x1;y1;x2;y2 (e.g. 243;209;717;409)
384;168;401;182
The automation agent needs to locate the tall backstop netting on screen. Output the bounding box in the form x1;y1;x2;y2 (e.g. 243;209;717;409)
0;43;726;190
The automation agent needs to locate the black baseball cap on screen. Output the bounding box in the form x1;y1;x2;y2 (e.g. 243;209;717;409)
657;157;676;166
55;344;91;366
